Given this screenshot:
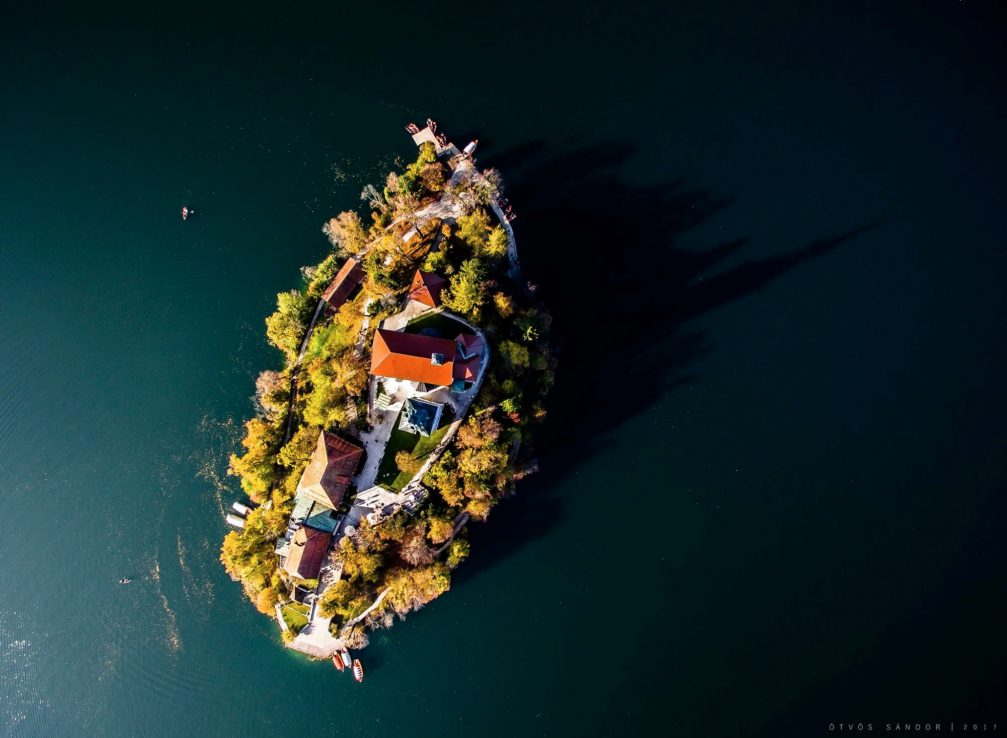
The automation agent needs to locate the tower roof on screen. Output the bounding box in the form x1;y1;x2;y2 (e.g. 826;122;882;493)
407;270;448;308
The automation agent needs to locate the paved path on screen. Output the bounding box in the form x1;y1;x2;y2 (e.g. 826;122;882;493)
490;199;522;284
352;381;410;491
289;612;344;659
382;300;431;332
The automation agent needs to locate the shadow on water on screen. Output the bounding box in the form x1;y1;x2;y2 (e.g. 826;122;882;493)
454;139;879;583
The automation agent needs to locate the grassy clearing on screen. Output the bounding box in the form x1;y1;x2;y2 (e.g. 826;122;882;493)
280;602;310;633
375;407;455;490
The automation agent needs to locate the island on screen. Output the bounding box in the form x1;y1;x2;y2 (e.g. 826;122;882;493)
219;120;555;662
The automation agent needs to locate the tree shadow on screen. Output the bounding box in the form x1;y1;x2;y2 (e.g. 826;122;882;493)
454;139;879;583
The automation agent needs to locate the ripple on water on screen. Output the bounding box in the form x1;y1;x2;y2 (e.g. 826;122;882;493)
193;413;242;519
0;617;55;738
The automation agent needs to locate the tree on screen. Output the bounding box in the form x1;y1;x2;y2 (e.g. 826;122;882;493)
399;523;434;566
415;141;437;166
301;371;348;429
375;512;408;544
322;211;368;254
465;496;494;520
265;290;313;362
255;370;288;420
498;340;530;372
427;516;454;545
228;417;282;502
329;351;368;397
419;162;446;194
254;586;281;615
360;183;386;213
516;308;548;344
492;292;514;319
456;209;491;250
219;507;288;589
426;450;465;507
457;413;502;448
500;397;522;423
342;625;370;649
384;564;451;615
351;518;389;554
336;534;386;584
386;172;426;237
475;168;504;205
303;254;341;299
442;259;488;319
303;322;351;366
446;538;470;569
484;226;509;259
395;450;422;476
421;245;450;274
457;445;509;478
277;424;319;469
318;579;372;621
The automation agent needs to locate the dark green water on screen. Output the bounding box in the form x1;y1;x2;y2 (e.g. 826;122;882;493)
2;2;1005;736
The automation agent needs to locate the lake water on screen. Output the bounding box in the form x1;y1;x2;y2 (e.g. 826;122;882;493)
1;2;1005;736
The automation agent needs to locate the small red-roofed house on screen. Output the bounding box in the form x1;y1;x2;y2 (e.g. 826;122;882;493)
321;258;365;314
407;270;448;309
282;523;332;579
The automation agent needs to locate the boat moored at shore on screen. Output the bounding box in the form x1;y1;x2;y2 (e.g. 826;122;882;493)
231;501;252;517
225;513;246;529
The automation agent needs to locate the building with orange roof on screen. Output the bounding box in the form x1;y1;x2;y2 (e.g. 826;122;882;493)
369;328;483;390
407;269;448;309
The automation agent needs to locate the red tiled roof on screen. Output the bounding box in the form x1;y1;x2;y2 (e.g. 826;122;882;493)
371;329;457;386
453;355;482;382
407;270;448;309
370;329;485;386
283;524;332;579
321;258;364;310
296;431;363;509
456;332;484;357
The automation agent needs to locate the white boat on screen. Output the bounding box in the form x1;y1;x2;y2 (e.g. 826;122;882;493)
225;513;246;529
463;140;478;156
231;502;252;517
339;648;352;669
181;206;190;220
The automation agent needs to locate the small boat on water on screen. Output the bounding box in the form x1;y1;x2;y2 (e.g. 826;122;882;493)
339;648;352;669
118;578;132;585
181;206;194;220
463;140;478;156
225;513;246;529
331;654;345;671
352;659;364;683
231;501;252;517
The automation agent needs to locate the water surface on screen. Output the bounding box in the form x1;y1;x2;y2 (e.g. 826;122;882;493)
1;2;1005;736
